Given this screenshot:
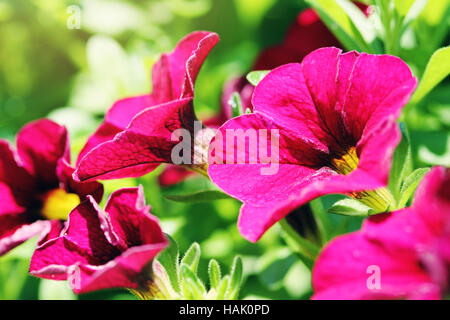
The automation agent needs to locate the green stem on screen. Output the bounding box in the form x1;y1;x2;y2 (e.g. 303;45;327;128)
279;219;321;264
310;198;330;245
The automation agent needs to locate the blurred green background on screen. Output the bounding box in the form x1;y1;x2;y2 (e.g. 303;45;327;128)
0;0;449;300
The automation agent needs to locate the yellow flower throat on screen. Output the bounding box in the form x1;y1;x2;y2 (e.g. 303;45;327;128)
330;147;395;213
41;189;80;220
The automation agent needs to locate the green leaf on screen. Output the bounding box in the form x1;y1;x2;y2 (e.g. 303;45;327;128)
230;92;244;117
394;0;415;16
164;190;231;203
180;264;206;299
389;122;413;199
225;256;243;300
246;70;270;86
398;167;431;208
328;198;375;216
216;275;230;300
208;259;222;290
152;260;180;299
402;0;428;27
420;0;450;26
306;0;368;52
181;242;201;273
411;46;450;104
259;254;297;290
155;234;180;292
336;0;378;49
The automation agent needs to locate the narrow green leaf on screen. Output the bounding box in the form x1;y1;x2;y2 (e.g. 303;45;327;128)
180;263;206;299
394;0;415;16
246;70;270;86
402;0;428;27
336;0;378;49
389;122;413;199
184;278;205;300
181;242;201;273
306;0;367;51
225;256;243;299
420;0;450;26
164;190;231;203
411;46;450;104
398;167;431;208
155;234;180;292
216;275;230;300
152;260;180;299
208;259;222;290
230;92;244;117
328;198;375;216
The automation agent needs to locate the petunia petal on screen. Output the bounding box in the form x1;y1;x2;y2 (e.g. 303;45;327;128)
252;63;332;153
0;140;36;206
312;231;440;300
74;98;192;182
338;53;416;139
77;95;158;163
152;31;219;102
16;119;70;187
104;186;167;249
233;167;384;242
69;243;167;294
77;123;122;165
0;220;52;256
57;159;103;202
408;166;450;240
356;117;401;185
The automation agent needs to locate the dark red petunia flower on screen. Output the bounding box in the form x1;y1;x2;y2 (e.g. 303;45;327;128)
29;187;168;295
75;31;219;183
0;119;103;255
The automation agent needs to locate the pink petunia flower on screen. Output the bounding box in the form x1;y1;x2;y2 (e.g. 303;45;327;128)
74;31;219;183
0;119;103;255
29;186;168;296
208;47;417;242
312;166;450;300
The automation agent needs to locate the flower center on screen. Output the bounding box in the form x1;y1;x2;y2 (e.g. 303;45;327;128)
41;189;80;220
329;146;395;213
330;146;359;175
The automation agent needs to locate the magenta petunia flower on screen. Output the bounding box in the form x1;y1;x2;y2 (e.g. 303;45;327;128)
208;47;417;242
29;186;168;295
0;119;103;256
74;31;219;183
312;166;450;300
